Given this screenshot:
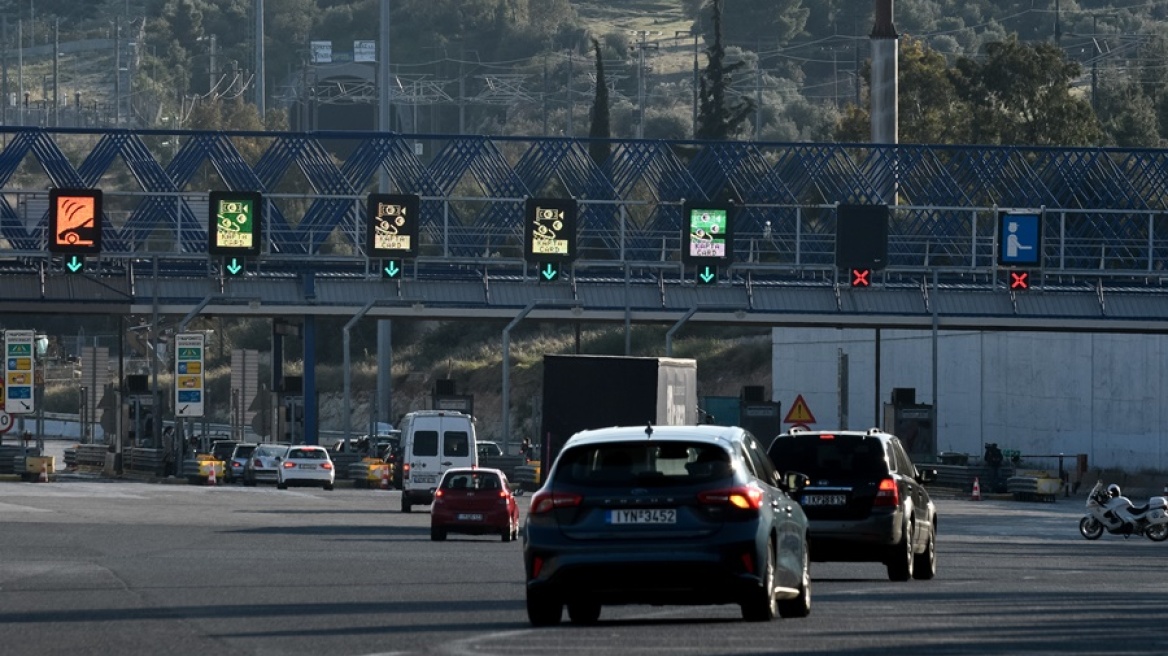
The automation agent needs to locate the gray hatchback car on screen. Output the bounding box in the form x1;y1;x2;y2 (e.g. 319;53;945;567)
523;424;812;626
766;427;938;581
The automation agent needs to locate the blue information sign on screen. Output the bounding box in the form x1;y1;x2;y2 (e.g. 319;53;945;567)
998;211;1042;266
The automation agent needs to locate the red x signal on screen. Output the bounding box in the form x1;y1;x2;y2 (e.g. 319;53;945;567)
1009;271;1030;290
850;268;871;287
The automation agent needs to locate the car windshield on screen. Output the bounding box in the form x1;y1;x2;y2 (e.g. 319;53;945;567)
288;448;328;460
442;471;503;491
256;446;285;458
232;445;257;459
767;434;888;478
553;441;731;488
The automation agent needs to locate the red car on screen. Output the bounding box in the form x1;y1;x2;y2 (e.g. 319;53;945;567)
431;467;520;542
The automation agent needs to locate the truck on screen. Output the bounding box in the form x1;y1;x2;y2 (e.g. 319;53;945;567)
537;354;698;481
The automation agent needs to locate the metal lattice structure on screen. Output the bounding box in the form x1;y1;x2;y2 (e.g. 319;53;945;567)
2;126;1168;275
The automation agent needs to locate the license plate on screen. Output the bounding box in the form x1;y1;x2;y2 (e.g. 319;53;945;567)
802;494;847;506
298;464;316;469
608;509;677;524
457;513;483;521
414;475;436;484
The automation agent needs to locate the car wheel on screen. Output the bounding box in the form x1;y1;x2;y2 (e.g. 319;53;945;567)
500;526;512;542
526;588;563;627
741;537;777;622
401;495;412;513
244;475;255;487
912;526;937;580
778;543;811;618
323;483;334;491
887;524;915;582
567;599;601;625
277;481;287;490
431;526;446;541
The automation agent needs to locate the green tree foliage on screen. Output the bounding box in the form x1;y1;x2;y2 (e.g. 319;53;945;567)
589;37;611;166
1094;77;1159;148
951;36;1101;146
695;0;754;141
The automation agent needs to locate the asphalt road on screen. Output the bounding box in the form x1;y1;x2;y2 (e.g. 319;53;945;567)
2;479;1167;656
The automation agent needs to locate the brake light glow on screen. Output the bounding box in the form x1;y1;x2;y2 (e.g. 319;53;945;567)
282;461;295;469
530;490;583;514
435;489;445;499
403;463;410;480
819;434;835;440
321;462;333;470
699;484;764;510
874;478;899;506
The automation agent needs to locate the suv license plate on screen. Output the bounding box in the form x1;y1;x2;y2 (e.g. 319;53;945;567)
298;464;316;469
802;494;847;506
608;509;676;525
414;475;436;484
457;513;483;521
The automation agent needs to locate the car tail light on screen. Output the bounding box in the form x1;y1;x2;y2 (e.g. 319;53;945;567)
403;463;410;480
699;484;764;511
874;478;899;507
435;489;445;500
530;490;583;515
232;462;242;469
531;556;545;579
282;461;295;469
740;552;755;573
321;462;333;470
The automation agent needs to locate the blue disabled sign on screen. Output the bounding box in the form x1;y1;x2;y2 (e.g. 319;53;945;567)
997;210;1042;267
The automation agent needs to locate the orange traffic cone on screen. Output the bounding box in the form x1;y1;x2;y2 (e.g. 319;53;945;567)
380;465;390;490
38;460;49;483
207;464;217;486
971;476;982;501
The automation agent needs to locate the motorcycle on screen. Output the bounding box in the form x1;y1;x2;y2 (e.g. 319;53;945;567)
1079;480;1168;542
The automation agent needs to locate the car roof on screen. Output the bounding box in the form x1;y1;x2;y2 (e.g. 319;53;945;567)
442;466;505;476
776;427;892;440
566;425;746;448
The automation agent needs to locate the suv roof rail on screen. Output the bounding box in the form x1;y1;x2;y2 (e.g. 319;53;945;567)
788;426;809;434
865;427;883;436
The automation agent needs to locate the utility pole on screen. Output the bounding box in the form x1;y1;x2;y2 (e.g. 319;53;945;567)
629;30;659;139
51;17;56;127
675;30;699;138
255;0;265;117
114;18;120;126
566;49;573;137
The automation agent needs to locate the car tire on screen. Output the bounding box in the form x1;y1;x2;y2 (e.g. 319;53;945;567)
277;481;287;490
401;495;412;513
500;527;512;542
323;483;334;491
244;476;255;487
567;599;601;625
912;526;937;580
741;537;777;622
887;524;915;582
431;526;446;541
526;588;563;627
778;544;812;618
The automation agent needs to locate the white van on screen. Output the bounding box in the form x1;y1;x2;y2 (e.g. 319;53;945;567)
399;410;478;512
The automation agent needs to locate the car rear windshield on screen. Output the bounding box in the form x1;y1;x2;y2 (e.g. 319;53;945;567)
288;448;328;460
232;445;257;458
553;441;731;488
442;471;502;491
767;434;888;478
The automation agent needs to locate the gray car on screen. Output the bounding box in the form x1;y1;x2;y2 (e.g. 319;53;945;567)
765;427;938;582
242;443;288;486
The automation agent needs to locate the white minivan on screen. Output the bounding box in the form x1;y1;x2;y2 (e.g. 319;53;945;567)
399;410;478;512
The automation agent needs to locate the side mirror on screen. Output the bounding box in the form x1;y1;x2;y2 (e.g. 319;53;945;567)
918;468;937;484
784;471;810;492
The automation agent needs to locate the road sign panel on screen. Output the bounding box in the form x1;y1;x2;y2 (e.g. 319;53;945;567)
382;259;403;279
0;410;11;433
174;333;205;418
696;265;717;285
208;191;263;256
367;194;420;258
3;330;35;414
850;268;872;287
48;188;103;255
524;198;577;264
681;201;734;265
836;204;888;270
784;394;817;425
1009;270;1031;291
998;210;1042;266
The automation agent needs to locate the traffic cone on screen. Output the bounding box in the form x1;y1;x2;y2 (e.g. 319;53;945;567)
207;464;217;486
971;476;982;501
380;465;390;490
38;460;49;483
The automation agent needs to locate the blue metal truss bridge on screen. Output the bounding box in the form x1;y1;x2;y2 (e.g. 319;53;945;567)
2;126;1168;331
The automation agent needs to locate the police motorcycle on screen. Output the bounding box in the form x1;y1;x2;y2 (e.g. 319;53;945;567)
1079;481;1168;542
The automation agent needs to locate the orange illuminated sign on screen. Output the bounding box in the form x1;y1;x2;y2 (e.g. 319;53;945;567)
48;188;103;254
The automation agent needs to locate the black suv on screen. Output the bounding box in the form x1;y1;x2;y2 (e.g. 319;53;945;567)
524;424;812;626
766;428;938;581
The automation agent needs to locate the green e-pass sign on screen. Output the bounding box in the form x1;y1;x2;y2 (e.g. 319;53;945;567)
681;201;734;265
208;191;263;256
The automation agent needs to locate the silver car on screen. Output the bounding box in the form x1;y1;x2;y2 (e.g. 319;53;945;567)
242;444;287;486
277;445;336;490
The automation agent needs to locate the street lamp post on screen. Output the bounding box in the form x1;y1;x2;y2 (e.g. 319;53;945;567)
675;30;699;137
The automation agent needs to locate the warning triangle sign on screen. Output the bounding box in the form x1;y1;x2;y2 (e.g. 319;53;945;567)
784;394;817;424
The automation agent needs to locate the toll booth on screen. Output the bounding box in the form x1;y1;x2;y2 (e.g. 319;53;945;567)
274;375;306;444
738;386;782;441
124;374;155;448
883;387;936;459
431;379;473;415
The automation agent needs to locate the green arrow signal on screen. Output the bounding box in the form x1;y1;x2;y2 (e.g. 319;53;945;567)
383;259;401;279
698;266;716;284
226;258;243;275
541;263;559;281
66;255;83;273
